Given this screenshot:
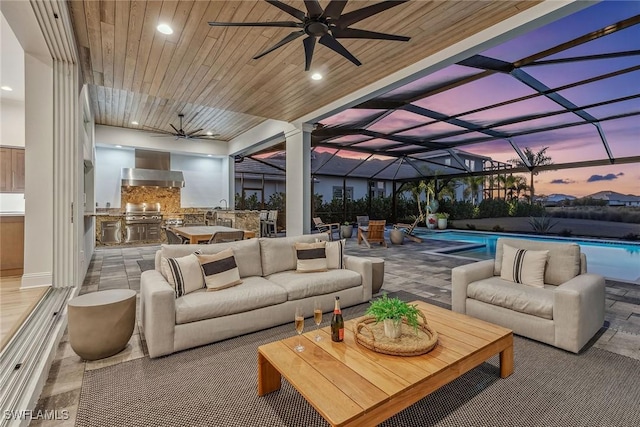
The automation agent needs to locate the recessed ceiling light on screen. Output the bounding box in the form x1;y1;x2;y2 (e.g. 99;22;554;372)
157;24;173;35
0;86;13;91
310;73;322;81
131;121;139;125
115;145;123;148
206;131;213;136
207;154;213;157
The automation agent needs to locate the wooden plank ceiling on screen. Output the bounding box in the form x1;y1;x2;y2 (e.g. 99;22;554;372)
68;0;541;141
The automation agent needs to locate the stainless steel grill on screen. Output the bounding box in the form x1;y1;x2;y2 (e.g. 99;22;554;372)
124;203;162;243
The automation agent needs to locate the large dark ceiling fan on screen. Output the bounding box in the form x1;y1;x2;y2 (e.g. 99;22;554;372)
144;114;219;140
208;0;411;71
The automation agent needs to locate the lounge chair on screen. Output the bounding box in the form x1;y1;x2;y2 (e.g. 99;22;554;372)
358;220;387;248
394;216;423;243
313;217;340;241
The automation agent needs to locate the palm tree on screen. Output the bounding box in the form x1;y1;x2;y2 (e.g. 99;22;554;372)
509;147;553;203
462;176;484;205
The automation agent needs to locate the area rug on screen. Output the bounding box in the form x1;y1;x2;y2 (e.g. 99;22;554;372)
136;259;155;272
75;291;640;427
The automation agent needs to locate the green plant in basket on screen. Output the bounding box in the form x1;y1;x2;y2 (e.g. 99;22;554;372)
366;294;421;332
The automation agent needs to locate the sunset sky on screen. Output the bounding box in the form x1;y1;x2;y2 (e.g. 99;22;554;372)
316;1;640;198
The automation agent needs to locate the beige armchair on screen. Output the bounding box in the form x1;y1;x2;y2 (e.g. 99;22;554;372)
452;238;605;353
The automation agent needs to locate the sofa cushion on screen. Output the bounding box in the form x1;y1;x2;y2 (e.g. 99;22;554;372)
467;277;554;320
326;239;346;269
197;249;242;291
500;244;548;288
161;238;262;278
494;238;581;286
295;241;328;272
260;234;328;276
162;253;204;298
175;276;288;324
267;269;361;301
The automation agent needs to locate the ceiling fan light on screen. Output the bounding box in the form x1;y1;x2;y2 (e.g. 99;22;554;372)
131;121;139;125
157;24;173;35
311;73;323;81
206;131;213;136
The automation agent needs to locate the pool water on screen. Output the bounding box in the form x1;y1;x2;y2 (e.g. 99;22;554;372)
415;230;640;283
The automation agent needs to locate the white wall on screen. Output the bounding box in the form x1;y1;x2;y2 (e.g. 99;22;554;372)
171;153;226;207
94;146;134;208
0;99;25;146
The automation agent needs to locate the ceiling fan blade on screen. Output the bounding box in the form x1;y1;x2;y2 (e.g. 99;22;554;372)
265;0;306;21
170;124;180;134
337;0;409;29
303;0;324;17
303;36;317;71
187;128;204;136
318;34;361;67
253;30;305;60
323;0;348;19
332;27;410;41
189;134;220;139
208;21;302;28
142;125;173;134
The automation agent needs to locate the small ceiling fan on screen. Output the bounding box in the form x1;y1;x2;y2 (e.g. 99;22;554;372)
143;113;219;140
208;0;411;71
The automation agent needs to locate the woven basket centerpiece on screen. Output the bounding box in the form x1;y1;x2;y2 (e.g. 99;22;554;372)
353;311;438;357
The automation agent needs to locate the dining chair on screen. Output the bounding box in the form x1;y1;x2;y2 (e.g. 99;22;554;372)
165;228;188;244
265;210;278;237
208;230;245;244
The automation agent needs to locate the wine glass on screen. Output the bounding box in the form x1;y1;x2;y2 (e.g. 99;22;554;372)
294;307;305;352
313;300;323;342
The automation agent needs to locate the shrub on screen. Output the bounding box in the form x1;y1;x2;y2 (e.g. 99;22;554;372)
529;215;558;234
438;199;475;220
558;228;573;237
477;199;509;218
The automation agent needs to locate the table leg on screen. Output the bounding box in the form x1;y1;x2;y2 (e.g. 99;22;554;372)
499;339;514;378
258;352;281;396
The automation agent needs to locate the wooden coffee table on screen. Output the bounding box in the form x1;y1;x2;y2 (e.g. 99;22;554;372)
258;301;513;427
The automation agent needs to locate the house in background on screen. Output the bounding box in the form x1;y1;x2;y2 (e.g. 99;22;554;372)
589;191;640;207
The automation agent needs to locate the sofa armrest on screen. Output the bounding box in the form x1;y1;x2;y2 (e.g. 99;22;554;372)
343;255;373;302
451;259;495;314
140;270;176;358
553;273;605;353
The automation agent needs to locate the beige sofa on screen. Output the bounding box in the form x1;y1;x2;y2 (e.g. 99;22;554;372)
140;234;373;358
452;238;605;353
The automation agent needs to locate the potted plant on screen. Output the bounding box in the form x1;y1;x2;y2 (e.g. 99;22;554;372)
341;221;353;238
389;225;405;245
366;294;421;338
436;212;449;230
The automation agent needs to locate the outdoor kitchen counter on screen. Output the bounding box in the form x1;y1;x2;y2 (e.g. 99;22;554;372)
210;210;260;236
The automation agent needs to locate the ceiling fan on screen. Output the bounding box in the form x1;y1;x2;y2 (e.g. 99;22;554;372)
208;0;411;71
143;114;219;140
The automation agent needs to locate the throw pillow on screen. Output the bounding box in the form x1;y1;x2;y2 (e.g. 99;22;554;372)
162;253;205;298
197;249;243;291
325;239;346;269
294;241;328;273
500;244;549;288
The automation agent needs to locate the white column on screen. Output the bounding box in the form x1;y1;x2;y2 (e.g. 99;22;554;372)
285;129;311;236
225;156;235;208
22;53;54;288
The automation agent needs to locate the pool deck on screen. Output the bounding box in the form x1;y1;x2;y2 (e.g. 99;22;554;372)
346;234;640;361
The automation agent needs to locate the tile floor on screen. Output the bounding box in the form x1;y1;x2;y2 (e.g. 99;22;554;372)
32;237;640;426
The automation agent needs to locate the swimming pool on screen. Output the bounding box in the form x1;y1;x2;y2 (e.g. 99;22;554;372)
414;230;640;283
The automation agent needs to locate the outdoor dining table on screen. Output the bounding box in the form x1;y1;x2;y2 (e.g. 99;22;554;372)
170;225;244;244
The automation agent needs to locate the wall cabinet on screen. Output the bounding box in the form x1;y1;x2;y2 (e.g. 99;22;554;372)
0;147;25;193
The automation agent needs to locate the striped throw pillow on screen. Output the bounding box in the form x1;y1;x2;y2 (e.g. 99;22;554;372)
294;241;328;273
500;244;549;288
325;239;346;269
162;253;205;298
197;249;242;291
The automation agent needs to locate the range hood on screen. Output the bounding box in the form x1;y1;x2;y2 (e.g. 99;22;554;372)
121;168;185;188
121;149;185;187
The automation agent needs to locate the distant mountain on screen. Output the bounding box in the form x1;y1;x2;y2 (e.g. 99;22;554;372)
587;191;640;202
